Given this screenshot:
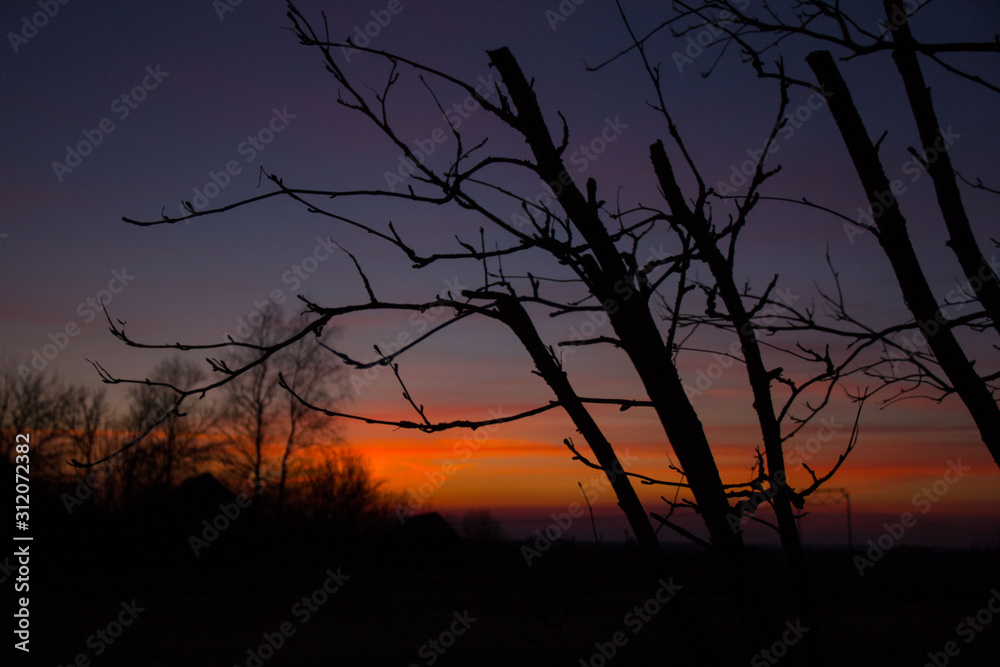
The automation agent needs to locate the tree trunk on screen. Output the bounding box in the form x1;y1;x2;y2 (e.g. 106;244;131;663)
495;297;671;565
650;140;815;623
495;295;763;656
487;46;745;557
277;430;294;518
882;0;1000;340
254;406;264;499
807;50;1000;468
488;47;778;649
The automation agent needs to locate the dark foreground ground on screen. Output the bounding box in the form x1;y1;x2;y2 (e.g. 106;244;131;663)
5;494;999;666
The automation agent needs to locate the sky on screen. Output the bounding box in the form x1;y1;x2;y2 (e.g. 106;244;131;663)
2;0;999;547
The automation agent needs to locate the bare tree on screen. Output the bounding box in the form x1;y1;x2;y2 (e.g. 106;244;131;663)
291;448;393;531
61;385;110;469
806;49;1000;467
276;311;345;515
218;308;344;510
114;356;214;506
86;2;891;654
219;311;284;499
646;0;1000;467
1;357;72;483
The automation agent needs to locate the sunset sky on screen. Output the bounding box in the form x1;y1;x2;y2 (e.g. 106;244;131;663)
2;0;998;547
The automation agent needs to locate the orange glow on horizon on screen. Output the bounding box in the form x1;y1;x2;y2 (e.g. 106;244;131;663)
49;394;999;543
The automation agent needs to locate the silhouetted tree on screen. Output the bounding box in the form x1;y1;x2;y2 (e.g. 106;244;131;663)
276;311;346;515
88;2;910;656
290;448;395;532
218;308;344;509
104;356;216;510
60;385;110;469
219;311;284;499
654;0;1000;468
1;358;73;483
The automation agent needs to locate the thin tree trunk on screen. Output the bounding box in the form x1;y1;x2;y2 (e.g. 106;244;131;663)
882;0;1000;340
254;405;264;499
495;298;668;558
486;48;784;650
496;295;764;656
807;50;1000;467
277;426;295;518
488;47;745;558
650;140;815;623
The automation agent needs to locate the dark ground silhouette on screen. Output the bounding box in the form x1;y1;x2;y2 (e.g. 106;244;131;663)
7;467;999;666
